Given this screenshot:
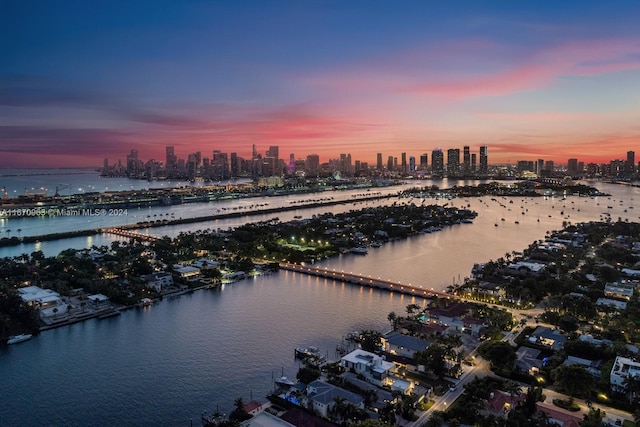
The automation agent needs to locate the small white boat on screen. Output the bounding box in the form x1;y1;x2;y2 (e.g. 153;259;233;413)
350;247;368;255
274;376;296;387
7;334;33;345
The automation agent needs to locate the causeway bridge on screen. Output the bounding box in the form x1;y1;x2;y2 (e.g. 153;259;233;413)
103;228;160;242
279;263;454;299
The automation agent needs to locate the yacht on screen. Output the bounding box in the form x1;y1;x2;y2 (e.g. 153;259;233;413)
274;376;296;388
7;334;32;345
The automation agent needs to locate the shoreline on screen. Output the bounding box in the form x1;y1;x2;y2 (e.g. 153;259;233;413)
0;193;392;248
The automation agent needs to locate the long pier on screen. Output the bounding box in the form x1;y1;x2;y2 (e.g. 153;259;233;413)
279;263;454;299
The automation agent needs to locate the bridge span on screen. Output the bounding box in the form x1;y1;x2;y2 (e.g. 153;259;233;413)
279;263;455;299
103;228;160;242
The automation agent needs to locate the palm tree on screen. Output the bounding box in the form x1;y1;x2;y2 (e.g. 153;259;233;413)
331;396;348;422
622;374;640;403
502;380;521;407
387;311;398;330
406;303;421;317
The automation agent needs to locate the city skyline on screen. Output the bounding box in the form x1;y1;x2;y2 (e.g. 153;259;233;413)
3;1;640;168
105;143;635;181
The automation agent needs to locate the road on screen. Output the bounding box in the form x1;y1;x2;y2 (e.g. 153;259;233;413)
411;356;491;426
541;389;633;426
408;314;634;427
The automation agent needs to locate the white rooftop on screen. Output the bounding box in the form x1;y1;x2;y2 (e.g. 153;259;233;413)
508;261;546;273
242;412;294;427
18;286;60;303
341;349;395;371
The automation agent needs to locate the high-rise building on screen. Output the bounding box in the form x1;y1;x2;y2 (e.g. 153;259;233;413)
401;152;407;173
626;151;636;176
354;160;361;175
479;146;488;174
387;156;394;172
211;150;229;180
409;156;416;174
545;160;554;174
126;149;141;176
376;153;383;170
339;153;352;176
610;159;624;177
289;154;295;173
517;160;534;172
431;148;444;178
165;146;176;171
230;152;238;177
463;146;470;176
186;153;198;180
471;153;477;173
567;158;578;176
536;159;544;175
267;146;279;166
447;148;460;177
419;153;428;171
306;154;320;177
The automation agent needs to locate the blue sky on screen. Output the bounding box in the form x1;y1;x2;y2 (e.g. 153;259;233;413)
2;0;640;167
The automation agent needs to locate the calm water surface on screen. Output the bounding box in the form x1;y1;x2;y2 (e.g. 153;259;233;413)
1;274;422;426
1;180;639;426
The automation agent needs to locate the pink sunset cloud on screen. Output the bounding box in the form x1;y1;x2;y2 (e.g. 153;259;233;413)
406;38;640;100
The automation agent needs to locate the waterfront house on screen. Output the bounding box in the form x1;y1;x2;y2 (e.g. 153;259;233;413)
18;285;68;319
192;258;219;270
173;264;201;282
610;356;640;392
141;272;174;292
383;332;430;358
471;281;506;300
424;302;470;334
306;380;364;418
397;319;448;337
87;294;110;309
340;349;395;387
537;242;566;253
242;411;295;427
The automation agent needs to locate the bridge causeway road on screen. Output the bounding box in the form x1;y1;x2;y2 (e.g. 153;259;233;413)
279;263;454;299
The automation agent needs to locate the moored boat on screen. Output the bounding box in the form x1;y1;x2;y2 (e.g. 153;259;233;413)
350;247;368;255
274;376;296;388
7;334;33;345
294;346;326;362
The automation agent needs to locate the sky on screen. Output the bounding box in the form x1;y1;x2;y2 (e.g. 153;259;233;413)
2;0;640;168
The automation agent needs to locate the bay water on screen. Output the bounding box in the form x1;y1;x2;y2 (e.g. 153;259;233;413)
1;173;639;426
